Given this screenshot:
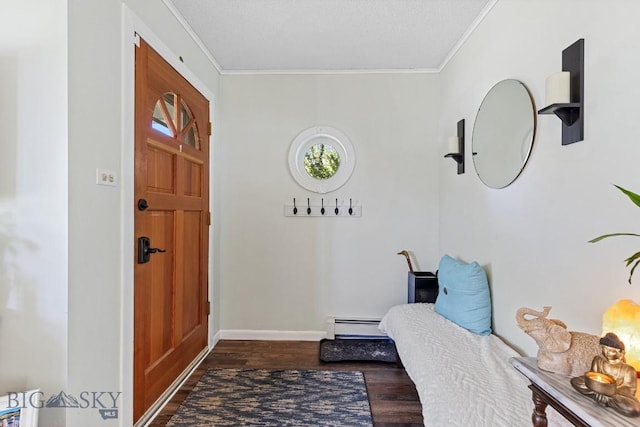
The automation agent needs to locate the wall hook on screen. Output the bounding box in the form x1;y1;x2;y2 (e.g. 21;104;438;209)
285;198;361;217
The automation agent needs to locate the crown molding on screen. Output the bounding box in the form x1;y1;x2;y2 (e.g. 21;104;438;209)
220;67;440;76
437;0;498;72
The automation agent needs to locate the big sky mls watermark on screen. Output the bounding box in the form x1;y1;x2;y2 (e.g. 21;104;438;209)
6;390;121;420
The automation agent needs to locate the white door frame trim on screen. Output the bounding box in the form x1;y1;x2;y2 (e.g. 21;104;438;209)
121;6;217;426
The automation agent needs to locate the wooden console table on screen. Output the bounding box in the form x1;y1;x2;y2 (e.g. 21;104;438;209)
511;357;640;427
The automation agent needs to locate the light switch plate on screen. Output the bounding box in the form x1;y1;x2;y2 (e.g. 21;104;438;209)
96;168;117;187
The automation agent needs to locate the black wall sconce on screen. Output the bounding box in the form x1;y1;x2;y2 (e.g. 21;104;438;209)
538;38;584;145
444;119;465;174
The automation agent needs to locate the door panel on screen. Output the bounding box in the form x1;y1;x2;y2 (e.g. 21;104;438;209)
134;38;210;422
183;160;202;197
148;211;174;361
146;145;176;194
181;210;202;334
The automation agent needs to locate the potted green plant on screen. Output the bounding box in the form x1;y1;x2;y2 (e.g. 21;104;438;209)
590;185;640;284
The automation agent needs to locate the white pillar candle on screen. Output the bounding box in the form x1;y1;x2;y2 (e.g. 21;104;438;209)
545;71;571;106
447;136;459;154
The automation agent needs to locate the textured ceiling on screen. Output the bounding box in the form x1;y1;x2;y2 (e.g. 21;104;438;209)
166;0;494;73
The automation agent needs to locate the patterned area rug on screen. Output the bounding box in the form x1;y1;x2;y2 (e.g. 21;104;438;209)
166;368;374;426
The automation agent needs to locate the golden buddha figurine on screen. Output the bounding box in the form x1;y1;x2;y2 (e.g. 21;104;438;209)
571;332;640;417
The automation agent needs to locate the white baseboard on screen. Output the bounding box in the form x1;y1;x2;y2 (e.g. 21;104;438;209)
211;329;222;348
220;329;327;341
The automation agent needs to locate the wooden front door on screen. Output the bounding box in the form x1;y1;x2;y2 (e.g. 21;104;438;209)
133;38;210;422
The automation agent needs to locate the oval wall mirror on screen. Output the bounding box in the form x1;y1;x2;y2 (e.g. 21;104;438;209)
472;79;536;189
288;126;355;193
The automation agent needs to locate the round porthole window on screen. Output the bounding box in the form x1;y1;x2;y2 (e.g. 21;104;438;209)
288;126;355;193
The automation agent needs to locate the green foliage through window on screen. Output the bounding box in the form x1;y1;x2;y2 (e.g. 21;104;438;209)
304;144;341;180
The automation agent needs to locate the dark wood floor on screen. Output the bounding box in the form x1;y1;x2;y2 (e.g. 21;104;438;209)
149;340;423;426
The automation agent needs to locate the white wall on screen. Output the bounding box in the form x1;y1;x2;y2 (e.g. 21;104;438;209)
218;74;440;334
66;1;220;426
67;0;124;422
439;0;640;356
0;1;68;426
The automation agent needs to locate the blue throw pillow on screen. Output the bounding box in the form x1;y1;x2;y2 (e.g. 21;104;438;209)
434;255;491;335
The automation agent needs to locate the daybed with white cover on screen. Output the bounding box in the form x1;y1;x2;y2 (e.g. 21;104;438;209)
379;255;570;426
380;303;532;426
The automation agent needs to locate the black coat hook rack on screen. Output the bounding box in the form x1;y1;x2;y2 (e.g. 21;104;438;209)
285;197;362;217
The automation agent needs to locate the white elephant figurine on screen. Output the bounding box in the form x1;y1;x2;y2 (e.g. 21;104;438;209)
516;306;601;377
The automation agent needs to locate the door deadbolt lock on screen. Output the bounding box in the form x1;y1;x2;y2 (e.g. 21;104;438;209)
138;199;149;211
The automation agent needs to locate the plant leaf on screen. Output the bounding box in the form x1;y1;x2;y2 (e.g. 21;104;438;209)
589;233;640;243
628;259;640;284
614;185;640;209
625;252;640;266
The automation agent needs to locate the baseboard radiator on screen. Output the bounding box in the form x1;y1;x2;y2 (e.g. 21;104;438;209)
326;317;387;340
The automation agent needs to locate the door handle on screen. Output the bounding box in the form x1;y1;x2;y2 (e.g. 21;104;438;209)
137;236;166;264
